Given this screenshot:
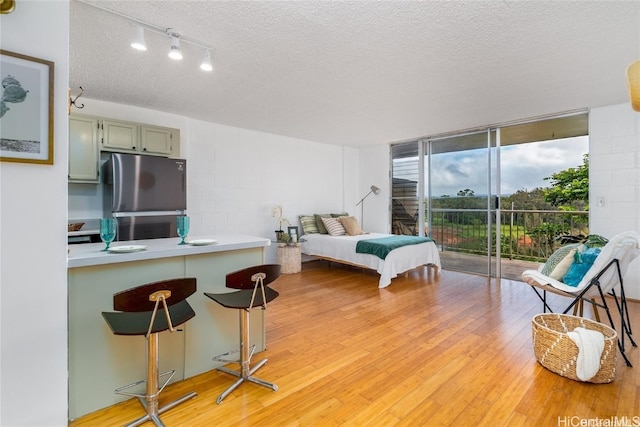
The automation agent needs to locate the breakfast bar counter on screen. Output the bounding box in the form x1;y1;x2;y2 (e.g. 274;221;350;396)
68;235;270;420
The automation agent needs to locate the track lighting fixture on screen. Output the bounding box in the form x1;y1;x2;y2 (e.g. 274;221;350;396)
79;0;213;73
167;30;183;60
200;49;213;72
130;26;147;51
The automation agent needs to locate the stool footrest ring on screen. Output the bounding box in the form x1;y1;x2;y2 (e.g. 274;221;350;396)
212;344;256;365
115;369;175;399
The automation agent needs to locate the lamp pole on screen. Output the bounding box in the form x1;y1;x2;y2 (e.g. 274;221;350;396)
355;185;380;230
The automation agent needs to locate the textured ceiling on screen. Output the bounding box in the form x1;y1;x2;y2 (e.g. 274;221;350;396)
69;0;640;147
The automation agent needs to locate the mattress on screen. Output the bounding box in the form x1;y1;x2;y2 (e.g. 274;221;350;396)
301;233;441;288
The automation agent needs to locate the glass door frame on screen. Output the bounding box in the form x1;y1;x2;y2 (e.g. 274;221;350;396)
422;128;501;277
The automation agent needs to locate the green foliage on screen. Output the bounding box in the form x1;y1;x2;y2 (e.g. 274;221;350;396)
542;154;589;209
502;188;553;210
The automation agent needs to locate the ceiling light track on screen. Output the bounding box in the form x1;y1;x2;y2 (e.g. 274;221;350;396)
78;0;213;72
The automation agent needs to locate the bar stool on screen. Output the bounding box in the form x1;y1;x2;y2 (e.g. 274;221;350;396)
204;264;281;404
102;278;197;427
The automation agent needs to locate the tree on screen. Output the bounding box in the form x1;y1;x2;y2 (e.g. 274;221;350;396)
457;188;475;197
503;187;553;210
543;154;589;210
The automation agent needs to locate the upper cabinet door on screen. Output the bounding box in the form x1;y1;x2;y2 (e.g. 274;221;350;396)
69;115;100;183
140;126;172;156
101;120;138;152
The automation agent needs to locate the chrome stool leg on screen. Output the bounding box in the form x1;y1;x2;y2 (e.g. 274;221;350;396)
117;333;197;427
214;308;277;404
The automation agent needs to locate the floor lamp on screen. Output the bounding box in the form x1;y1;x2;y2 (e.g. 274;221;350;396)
356;185;380;230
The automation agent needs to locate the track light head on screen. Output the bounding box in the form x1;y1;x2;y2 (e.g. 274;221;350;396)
200;49;213;72
130;26;147;51
167;29;183;60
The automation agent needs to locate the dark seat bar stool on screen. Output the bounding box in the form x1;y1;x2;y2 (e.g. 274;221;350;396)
102;278;198;427
204;264;281;404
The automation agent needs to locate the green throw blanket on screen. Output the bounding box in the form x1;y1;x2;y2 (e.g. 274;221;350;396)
355;235;433;260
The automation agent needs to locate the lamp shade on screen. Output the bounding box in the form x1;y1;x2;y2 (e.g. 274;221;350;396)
168;36;183;60
200;49;213;72
130;26;147;51
627;59;640;112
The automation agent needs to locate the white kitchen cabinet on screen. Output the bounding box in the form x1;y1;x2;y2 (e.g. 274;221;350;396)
68;115;100;183
101;119;138;152
140;125;173;155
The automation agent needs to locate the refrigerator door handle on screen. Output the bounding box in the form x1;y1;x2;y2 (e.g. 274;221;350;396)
112;210;185;218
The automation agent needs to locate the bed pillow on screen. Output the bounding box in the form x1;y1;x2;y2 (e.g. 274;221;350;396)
541;243;585;280
321;216;346;236
315;214;332;234
339;216;364;235
562;247;601;287
331;212;349;218
299;215;319;235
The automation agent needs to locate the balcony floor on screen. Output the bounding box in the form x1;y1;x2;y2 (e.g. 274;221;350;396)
439;250;541;280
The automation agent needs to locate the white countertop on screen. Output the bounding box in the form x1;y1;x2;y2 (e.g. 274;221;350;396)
67;234;271;269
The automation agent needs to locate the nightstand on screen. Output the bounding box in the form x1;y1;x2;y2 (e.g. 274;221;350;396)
276;243;301;274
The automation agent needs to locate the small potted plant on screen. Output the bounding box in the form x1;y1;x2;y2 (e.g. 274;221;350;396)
271;205;290;242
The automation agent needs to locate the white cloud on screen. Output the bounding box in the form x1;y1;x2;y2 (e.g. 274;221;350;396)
429;136;588;197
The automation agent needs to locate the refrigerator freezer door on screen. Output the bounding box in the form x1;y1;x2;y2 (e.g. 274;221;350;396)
115;215;179;241
106;153;187;212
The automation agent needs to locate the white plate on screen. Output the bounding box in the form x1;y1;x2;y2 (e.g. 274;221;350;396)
187;239;217;246
107;245;147;253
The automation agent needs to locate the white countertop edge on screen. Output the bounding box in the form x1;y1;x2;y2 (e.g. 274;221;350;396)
68;235;271;269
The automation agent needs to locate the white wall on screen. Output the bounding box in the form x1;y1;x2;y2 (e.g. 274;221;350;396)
589;103;640;298
73;99;356;263
358;145;391;233
0;1;69;426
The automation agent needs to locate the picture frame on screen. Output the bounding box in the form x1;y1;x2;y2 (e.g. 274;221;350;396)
0;50;54;165
287;226;299;243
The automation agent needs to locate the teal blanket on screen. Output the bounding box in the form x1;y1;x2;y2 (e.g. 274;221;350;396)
355;235;433;260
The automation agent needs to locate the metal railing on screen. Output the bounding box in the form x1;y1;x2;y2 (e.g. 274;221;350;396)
423;208;589;263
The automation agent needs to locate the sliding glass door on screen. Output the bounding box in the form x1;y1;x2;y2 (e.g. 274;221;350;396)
391;111;589;279
427;130;497;276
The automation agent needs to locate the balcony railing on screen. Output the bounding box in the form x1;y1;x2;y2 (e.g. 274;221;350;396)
423;208;589;263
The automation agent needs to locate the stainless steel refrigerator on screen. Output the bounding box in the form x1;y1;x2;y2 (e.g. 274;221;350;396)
103;153;187;241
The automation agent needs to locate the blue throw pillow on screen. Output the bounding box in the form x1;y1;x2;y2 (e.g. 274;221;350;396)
562;247;601;287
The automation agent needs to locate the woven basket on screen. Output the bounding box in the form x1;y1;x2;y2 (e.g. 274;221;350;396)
532;313;617;383
68;222;84;232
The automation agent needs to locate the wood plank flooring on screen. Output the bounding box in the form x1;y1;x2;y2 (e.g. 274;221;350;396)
70;261;640;426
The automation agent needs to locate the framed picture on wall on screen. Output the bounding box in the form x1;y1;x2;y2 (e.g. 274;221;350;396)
0;50;54;164
288;226;299;243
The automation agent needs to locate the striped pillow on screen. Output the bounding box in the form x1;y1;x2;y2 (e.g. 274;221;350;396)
299;215;319;234
321;216;346;236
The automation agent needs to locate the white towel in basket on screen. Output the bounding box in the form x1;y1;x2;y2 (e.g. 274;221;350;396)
567;327;605;381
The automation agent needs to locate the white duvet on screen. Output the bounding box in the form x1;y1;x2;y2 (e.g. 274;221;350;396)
301;233;441;288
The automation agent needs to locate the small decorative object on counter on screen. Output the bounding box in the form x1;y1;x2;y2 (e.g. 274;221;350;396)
99;218;117;251
68;222;85;232
176;215;190;245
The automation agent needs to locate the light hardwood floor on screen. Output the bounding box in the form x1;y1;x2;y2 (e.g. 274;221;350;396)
70;261;640;426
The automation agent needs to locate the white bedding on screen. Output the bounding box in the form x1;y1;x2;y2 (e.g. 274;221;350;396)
301;233;441;288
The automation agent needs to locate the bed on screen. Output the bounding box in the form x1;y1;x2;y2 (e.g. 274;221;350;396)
300;232;441;288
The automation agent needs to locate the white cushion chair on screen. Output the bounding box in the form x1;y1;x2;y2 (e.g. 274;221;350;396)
522;231;640;366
